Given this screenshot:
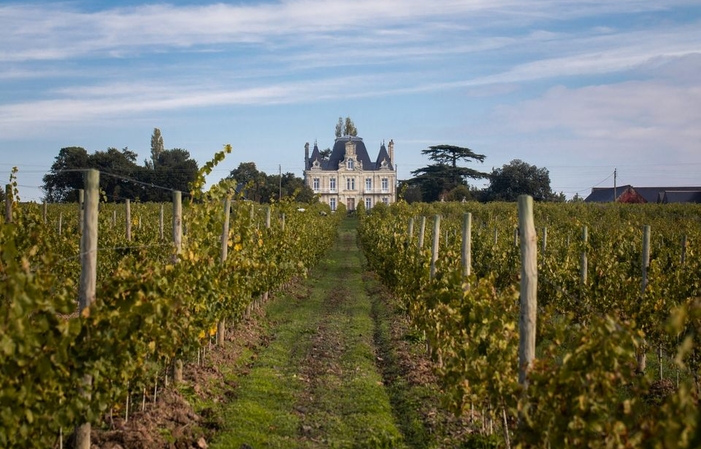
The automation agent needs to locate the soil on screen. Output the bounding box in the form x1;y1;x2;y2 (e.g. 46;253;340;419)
89;306;269;449
86;225;475;448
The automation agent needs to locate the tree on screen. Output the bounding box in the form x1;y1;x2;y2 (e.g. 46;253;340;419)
485;159;556;202
227;162;315;204
570;192;585;203
144;149;199;202
150;128;164;168
398;181;422;203
227;162;266;202
319;148;332;160
409;144;487;202
42;147;91;202
335;117;343;138
90;147;143;201
343;117;358;136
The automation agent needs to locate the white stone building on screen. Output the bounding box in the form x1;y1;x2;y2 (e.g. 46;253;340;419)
304;136;396;211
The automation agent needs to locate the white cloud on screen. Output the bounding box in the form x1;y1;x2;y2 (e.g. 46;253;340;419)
491;77;701;167
1;0;698;62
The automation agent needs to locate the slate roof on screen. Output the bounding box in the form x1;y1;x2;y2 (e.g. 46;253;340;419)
660;190;701;204
585;185;633;202
307;136;393;171
375;143;393;170
585;186;701;203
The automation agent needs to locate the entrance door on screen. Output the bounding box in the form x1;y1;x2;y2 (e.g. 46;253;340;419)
347;197;355;211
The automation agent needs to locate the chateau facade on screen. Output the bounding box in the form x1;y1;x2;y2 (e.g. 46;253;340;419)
304;136;396;211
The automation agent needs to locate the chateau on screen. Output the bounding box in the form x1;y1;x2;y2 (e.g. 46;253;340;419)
304;136;396;211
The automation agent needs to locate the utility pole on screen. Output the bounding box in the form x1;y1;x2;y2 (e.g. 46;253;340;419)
613;168;617;202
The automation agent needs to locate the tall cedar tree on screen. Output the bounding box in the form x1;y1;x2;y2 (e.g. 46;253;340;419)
410;144;487;202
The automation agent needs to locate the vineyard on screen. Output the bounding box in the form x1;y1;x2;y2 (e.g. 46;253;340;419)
3;154;701;449
0;153;341;448
358;199;701;448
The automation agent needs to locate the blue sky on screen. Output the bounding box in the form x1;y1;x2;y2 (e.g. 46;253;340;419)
1;0;700;201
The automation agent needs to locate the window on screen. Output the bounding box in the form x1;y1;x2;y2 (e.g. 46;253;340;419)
312;178;320;192
365;197;372;209
347;159;354;170
365;177;372;192
381;178;389;192
329;177;336;192
330;197;336;211
382;197;389;205
346;177;355;190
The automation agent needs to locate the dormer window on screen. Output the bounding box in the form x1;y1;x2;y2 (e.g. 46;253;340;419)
347;159;354;170
313;160;320;168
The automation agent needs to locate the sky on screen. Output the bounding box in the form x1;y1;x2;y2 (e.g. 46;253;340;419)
1;0;700;202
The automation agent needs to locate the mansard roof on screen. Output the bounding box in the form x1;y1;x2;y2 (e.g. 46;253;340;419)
308;136;393;171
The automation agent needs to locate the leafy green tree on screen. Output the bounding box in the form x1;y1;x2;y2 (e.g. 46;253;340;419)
570;192;585;203
446;184;473;202
335;117;343;138
227;162;314;203
43;144;199;202
410;144;487;202
144;149;199;202
343;117;358;137
42;147;91;202
398;181;422;203
227;162;266;202
485;159;557;201
319;148;332;160
91;147;144;201
150;127;164;168
260;172;315;203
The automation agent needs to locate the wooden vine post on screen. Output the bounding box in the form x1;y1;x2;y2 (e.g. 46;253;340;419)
159;204;165;240
125;199;132;241
262;206;271;304
217;197;231;346
542;227;547;253
42;201;47;224
78;188;84;235
4;184;12;223
172;191;184;384
581;226;588;285
518;195;537;387
75;169;99;449
430;215;440;279
681;235;687;265
461;212;472;279
418;216;426;250
407;217;414;247
638;224;651;373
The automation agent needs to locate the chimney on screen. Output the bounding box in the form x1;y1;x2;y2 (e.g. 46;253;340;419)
304;142;309;169
388;139;394;165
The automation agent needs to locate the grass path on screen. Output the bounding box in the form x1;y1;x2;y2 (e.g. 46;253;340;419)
211;218;406;448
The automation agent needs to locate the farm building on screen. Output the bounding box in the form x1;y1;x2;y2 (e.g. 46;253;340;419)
585;185;701;204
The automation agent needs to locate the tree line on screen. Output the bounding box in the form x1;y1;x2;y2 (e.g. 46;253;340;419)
41;128;315;204
403;144;566;203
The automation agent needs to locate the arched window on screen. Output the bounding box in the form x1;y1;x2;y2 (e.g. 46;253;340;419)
347;159;354;170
